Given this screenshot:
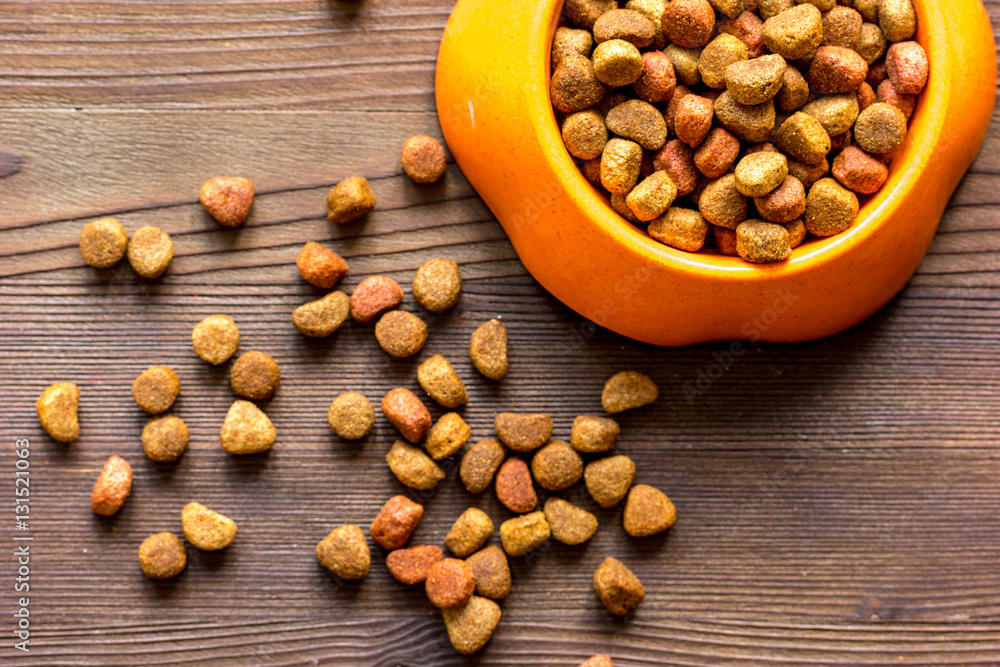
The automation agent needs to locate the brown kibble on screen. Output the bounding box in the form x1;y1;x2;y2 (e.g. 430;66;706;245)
401;135;446;184
606;100;667;151
316;524;370;580
328;392;375;440
661;0;716;49
181;502;237;550
674;95;715;147
585;455;637;508
552;26;594;68
499;511;550;557
296;241;349;289
446;508;494;558
786;156;830;189
664;84;692;133
293;291;350;338
571;415;620;453
805;177;860;237
495;457;538;513
601;138;643;195
199;176;254;227
627;0;668;47
90;455;132;516
37;382;80;443
694;127;741;179
229;350;280;400
350;275;404;323
386;440;445;490
326;176;375;224
531;440;584;491
736;220;791;263
802;94;860;137
699;34;748;89
856;23;888;65
550;55;605;113
460;439;506;493
761;4;823;60
857;81;877;110
370;495;424;550
220;400;276;454
375;311;428;358
886;41;928;95
413;257;462;312
611;193;641;223
775;65;809;113
465;545;511;601
758;0;795;20
386;545;443;585
876;79;916;120
713;225;740;256
469;319;508;381
807;46;868;94
832;146;889;194
564;0;617;29
593;9;656;48
823;6;863;49
854;102;907;154
653;140;699;196
79;218;128;269
191;315;239;365
867;59;889;88
544;497;599;545
734;152;788;197
633;51;676;104
717;10;766;58
665;46;701;86
426;558;476;609
714;92;775;143
127;226;174;279
725;53;786;105
562;109;609;160
142;414;189;462
138;533;187;580
649;207;710;252
381;388;432;443
426;412;472;460
132;366;180;414
855;0;880;22
594;557;644;616
494;412;553;452
775;112;832;165
699;174;748;229
443;596;502;655
416;355;467;408
786;218;807;248
581;158;602;186
626;171;678;222
580;656;615;667
879;0;916;43
754;175;805;223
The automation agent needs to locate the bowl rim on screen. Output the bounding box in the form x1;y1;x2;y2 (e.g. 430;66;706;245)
536;0;941;279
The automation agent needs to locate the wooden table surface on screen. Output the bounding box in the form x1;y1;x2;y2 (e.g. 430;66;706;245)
1;1;999;665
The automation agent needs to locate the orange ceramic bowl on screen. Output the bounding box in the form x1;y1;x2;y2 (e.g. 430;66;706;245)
436;0;996;346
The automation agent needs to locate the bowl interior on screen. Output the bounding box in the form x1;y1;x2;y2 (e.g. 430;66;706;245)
540;0;938;277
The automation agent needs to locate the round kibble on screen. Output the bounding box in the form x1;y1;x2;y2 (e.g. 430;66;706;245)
401;135;446;184
734;152;788;197
699;34;748;89
832;146;889;194
531;440;584;491
328;392;375;440
822;6;863;49
633;51;676;103
856;22;887;64
412;257;462;312
296;241;349;289
79;218;128;268
199;176;254;227
699;174;748;229
191;314;239;365
316;524;370;580
606;100;667;151
138;532;187;579
469;319;508;381
182;502;238;551
854;102;907;154
132;366;180;414
350;275;404;323
292;291;350;338
805;178;860;237
229;351;280;400
127;226;174;278
550;55;605;113
592;39;644;88
326;176;375;224
426;558;476;609
879;0;916;43
714;225;740;256
37;382;80;443
754;175;806;223
735;220;792;263
562;109;608;160
375;311;428;358
661;0;716;49
142;414;189;462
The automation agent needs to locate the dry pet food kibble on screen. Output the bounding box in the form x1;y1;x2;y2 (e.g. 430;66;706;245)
326;176;375;224
90;455;132;516
200;177;254;227
736;220;792;263
460;438;506;493
550;55;605;114
386;545;443;585
316;524;370;580
623;484;677;537
446;508;494;558
499;511;551;557
494;412;553;452
132;366;180;414
544;497;599;545
495;457;538;514
375;311;428;358
442;596;502;655
531;440;584;491
417;355;468;408
412;258;462;312
426;412;472;460
593;557;644;616
292;291;350;338
191;315;240;365
328;392;375;440
469;319;508;380
370;495;424;550
465;545;511;601
79;218;128;269
401;135;447;184
580;656;614;667
350;276;403;323
386;440;445;490
181;502;238;550
37;382;80;443
220;400;276;454
381;388;432;443
602;371;658;413
571;415;620;453
138;532;187;580
426;558;476;609
142;414;189;462
296;241;349;289
585;455;637;508
229;351;280;400
127;225;174;278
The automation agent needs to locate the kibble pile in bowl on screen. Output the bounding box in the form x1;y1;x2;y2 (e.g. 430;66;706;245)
550;0;928;263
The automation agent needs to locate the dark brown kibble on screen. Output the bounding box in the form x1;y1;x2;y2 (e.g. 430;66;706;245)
460;439;506;493
350;275;404;324
328;392;375;440
327;177;375;224
413;258;462;312
381;388;432;443
531;440;584;491
495;457;537;513
370;495;424;550
292;291;350;338
90;455;132;516
401;135;447;184
386;545;443;585
132;366;180;414
316;524;370;580
775;65;809;113
564;0;617;29
375;311;428;358
229;351;280;400
571;415;620;453
142;414;189;462
623;484;677;537
191;315;240;365
494;412;553;452
426;558;476;609
594;557;644;616
138;532;187;579
585;455;637;508
699;174;749;229
713;91;775;143
127;226;174;279
470;319;508;380
80;218;128;268
465;545;511;601
296;241;349;289
200;176;254;227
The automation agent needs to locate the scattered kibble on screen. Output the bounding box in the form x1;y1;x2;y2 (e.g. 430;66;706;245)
585;455;637;508
412;258;462;312
370;495;424;550
602;371;658;414
229;351;280;401
445;508;494;558
623;484;677;537
79;218;128;268
142;414;189;462
571;415;620;453
426;412;472;460
386;545;443;585
426;558;477;609
132;366;181;414
127;225;174;278
495;457;538;514
386;440;445;490
544;497;599;545
296;241;349;289
381;388;432;443
220;400;276;455
199;176;254;227
350;275;404;324
469;319;508;380
138;532;187;580
90;455;132;516
465;545;511;601
531;440;584;491
460;438;506;493
442;596;502;655
593;557;644;616
326;176;376;224
494;412;553;452
499;511;551;557
181;502;238;551
292;291;350;338
316;524;370;580
191;315;240;365
36;382;80;443
328;392;375;440
401;135;447;184
375;311;428;358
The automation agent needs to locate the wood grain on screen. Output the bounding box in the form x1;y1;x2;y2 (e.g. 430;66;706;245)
1;1;1000;665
